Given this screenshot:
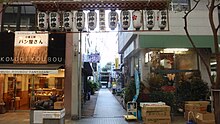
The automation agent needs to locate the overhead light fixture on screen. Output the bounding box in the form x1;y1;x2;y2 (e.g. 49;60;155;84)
88;10;97;30
211;62;217;65
145;10;155;30
108;10;118;30
75;10;85;31
120;10;131;30
162;48;189;53
158;10;167;30
132;10;142;31
63;11;73;31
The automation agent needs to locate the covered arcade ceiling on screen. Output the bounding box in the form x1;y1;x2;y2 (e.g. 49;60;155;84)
30;0;169;11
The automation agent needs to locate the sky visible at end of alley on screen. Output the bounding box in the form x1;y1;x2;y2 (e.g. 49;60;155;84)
85;32;119;68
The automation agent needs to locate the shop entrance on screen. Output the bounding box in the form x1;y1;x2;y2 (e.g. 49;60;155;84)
0;69;65;111
2;74;30;111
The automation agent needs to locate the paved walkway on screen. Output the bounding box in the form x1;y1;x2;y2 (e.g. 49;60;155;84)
68;88;138;124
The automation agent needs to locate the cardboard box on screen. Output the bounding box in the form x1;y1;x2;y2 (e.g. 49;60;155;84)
196;119;215;124
142;110;170;118
142;105;171;112
185;101;209;108
54;101;64;109
143;117;171;124
185;104;207;112
196;112;215;120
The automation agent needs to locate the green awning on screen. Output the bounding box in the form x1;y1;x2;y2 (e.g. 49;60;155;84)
139;35;220;52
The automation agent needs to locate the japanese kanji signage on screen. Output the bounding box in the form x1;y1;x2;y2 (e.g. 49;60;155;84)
14;31;48;64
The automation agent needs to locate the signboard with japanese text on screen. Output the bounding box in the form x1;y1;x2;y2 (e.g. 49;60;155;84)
83;53;100;63
0;32;65;64
14;31;48;64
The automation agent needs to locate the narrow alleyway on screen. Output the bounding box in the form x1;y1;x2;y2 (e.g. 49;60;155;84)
68;88;139;124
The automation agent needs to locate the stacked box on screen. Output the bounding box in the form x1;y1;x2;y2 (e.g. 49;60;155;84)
54;101;64;109
184;101;209;120
141;105;171;124
196;112;215;124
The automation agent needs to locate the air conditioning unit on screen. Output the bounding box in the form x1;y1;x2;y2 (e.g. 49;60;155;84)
75;10;85;31
120;10;131;30
63;11;73;31
49;12;60;31
37;12;48;30
88;10;97;30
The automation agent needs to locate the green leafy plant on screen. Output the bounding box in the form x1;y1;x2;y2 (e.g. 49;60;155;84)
124;78;136;104
148;91;175;108
147;74;166;91
175;77;209;110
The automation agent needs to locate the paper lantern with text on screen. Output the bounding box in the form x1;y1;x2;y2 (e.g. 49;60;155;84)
37;12;48;30
145;10;155;30
49;12;60;30
120;10;131;30
99;8;105;31
132;10;142;30
63;11;73;31
75;10;85;31
108;10;118;30
88;10;97;30
158;10;167;30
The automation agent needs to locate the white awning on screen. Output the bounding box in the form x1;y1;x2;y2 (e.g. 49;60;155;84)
0;64;63;74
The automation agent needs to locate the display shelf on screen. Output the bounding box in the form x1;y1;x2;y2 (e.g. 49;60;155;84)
34;88;64;101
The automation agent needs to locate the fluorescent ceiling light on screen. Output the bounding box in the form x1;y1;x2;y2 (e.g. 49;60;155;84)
162;48;189;53
211;62;217;65
163;48;189;52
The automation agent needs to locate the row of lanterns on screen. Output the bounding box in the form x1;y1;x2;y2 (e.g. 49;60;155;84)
37;10;167;31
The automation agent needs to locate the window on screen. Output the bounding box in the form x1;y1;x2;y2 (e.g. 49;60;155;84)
2;5;36;32
170;0;190;11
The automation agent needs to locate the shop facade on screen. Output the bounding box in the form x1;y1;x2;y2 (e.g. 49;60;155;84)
0;32;66;112
120;34;215;87
118;0;219;86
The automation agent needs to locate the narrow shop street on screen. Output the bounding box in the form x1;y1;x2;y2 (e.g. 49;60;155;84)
0;88;185;124
67;88;138;124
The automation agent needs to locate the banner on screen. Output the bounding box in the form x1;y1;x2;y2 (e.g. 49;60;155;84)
83;53;100;63
133;68;140;102
14;31;48;64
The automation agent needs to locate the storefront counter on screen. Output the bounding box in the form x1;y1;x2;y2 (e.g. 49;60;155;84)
30;108;65;124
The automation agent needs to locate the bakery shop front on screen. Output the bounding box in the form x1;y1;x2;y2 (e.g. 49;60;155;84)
0;31;66;112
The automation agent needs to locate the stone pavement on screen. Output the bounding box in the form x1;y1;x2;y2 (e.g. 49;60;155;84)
66;88;139;124
0;88;186;124
67;89;185;124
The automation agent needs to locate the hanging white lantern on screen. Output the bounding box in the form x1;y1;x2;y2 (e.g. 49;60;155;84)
145;10;155;30
120;10;131;30
132;10;142;30
49;12;60;31
158;10;167;30
37;12;48;30
88;10;97;30
75;10;85;31
63;11;73;31
108;10;118;30
99;8;105;31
